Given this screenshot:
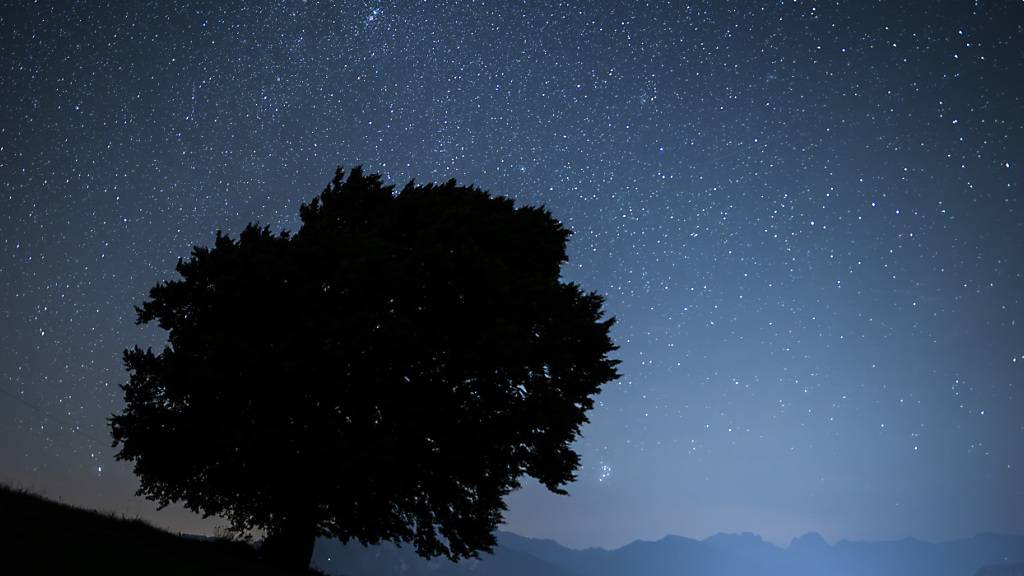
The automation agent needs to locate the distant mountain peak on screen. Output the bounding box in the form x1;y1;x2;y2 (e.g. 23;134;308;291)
703;531;773;550
655;533;701;545
705;531;766;542
789;532;830;550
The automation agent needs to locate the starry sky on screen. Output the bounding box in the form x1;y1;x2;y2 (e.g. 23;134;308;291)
1;0;1022;550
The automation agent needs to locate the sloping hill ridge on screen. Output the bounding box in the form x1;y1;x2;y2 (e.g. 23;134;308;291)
314;529;1024;576
0;484;316;575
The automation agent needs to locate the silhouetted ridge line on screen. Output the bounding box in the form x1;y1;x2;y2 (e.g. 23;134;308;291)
314;529;1024;576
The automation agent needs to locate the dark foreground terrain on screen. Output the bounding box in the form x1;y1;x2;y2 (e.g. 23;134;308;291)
0;484;318;575
4;483;1023;576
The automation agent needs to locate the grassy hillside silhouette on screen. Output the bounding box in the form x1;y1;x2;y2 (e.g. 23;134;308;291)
0;484;319;575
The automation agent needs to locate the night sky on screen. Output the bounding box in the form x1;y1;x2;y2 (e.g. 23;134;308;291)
1;0;1022;550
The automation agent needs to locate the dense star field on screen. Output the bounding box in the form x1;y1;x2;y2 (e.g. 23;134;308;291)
1;1;1021;549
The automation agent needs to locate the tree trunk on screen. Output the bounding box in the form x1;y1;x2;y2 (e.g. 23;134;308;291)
260;514;318;572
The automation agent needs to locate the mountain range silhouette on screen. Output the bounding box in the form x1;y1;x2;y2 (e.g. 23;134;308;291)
313;530;1024;576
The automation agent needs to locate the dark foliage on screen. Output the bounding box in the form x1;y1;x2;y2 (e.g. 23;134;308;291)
111;167;620;570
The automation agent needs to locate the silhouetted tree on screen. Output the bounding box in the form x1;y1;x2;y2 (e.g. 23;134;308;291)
111;167;620;571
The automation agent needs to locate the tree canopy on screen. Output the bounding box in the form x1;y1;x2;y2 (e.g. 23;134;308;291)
110;167;620;570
